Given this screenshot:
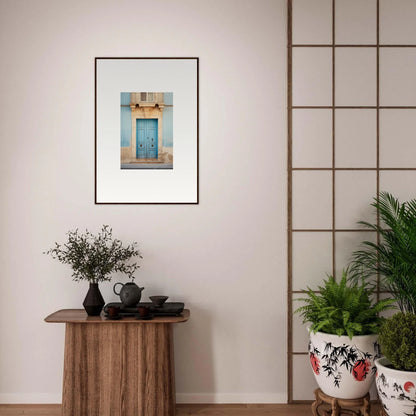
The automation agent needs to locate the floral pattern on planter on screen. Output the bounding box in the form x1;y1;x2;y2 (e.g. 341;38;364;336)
405;382;416;393
352;359;371;382
308;339;379;388
310;352;320;375
376;358;416;416
307;331;380;399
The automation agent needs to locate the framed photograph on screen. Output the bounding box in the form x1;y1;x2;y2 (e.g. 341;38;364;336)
95;57;199;204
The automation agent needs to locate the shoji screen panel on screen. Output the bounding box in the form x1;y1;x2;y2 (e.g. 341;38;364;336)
288;0;416;403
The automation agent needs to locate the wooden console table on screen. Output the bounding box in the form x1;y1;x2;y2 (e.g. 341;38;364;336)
45;309;190;416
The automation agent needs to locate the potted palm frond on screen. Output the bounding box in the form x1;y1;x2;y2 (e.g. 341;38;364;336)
350;192;416;415
295;270;394;399
350;192;416;313
45;225;142;316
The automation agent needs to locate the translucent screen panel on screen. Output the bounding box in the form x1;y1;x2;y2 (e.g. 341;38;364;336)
335;231;377;278
335;48;377;106
335;171;377;230
380;48;416;106
380;110;416;168
380;171;416;202
292;295;310;352
335;109;377;168
292;48;332;106
292;109;332;168
292;232;332;291
293;355;318;401
292;0;332;44
292;171;332;229
335;0;377;45
288;0;416;403
380;0;416;44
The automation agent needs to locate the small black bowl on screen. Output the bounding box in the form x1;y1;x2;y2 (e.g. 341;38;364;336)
149;295;169;308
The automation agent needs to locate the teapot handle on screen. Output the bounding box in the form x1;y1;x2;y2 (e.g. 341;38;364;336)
113;282;124;296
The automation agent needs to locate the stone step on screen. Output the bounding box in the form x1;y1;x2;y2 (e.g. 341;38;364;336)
130;159;163;164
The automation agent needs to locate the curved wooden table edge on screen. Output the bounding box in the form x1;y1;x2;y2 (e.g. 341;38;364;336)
44;308;190;323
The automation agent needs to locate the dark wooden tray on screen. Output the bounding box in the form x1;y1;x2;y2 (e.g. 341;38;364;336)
104;302;185;316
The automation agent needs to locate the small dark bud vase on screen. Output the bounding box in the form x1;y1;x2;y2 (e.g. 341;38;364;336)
83;283;105;316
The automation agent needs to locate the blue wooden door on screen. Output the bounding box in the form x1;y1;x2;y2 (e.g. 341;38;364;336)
136;119;158;159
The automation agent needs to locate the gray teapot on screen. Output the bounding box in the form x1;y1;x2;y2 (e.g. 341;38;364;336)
113;282;144;307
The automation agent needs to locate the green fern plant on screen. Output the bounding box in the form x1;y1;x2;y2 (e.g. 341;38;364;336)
295;271;395;339
350;192;416;314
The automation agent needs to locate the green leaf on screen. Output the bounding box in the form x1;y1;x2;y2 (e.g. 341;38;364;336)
379;313;416;371
350;192;416;314
44;225;142;283
294;268;395;339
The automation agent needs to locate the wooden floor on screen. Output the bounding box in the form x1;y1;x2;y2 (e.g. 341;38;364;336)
0;403;383;415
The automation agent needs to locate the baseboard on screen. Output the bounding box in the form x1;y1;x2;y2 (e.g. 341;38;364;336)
0;394;62;404
0;393;287;405
175;393;287;404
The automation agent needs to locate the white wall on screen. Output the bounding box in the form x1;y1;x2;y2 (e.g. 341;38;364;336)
0;0;287;404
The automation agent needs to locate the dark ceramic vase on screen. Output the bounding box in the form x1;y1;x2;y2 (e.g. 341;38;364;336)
83;282;105;316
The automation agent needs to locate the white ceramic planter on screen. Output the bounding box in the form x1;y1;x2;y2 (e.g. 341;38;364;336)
308;331;380;399
375;357;416;416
